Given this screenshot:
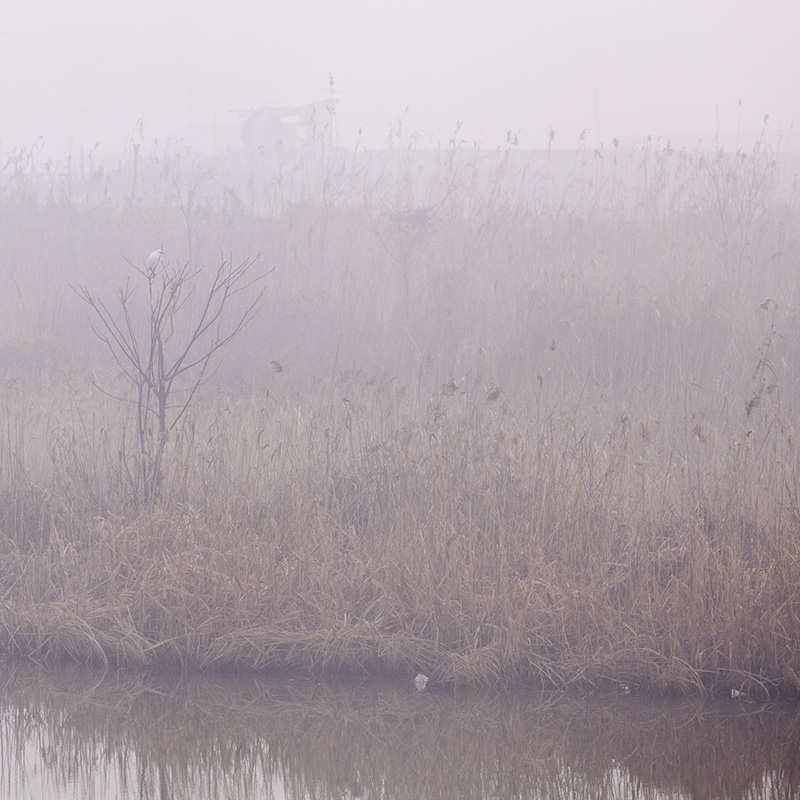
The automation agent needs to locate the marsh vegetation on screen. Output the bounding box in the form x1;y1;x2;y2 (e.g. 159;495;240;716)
1;130;800;695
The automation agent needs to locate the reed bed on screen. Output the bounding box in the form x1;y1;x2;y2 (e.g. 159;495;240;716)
1;133;800;694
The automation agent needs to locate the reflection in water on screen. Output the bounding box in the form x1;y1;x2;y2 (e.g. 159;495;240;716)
0;661;798;799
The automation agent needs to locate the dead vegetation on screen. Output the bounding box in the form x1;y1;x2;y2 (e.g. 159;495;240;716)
0;134;800;694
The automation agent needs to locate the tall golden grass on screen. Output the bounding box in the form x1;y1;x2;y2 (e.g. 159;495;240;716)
1;132;800;694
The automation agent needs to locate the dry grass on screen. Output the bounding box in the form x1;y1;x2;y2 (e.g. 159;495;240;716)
1;134;800;694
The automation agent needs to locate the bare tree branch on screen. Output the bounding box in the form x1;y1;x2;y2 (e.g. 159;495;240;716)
74;254;268;508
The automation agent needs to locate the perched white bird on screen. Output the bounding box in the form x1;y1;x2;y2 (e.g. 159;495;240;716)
146;249;164;273
414;672;429;691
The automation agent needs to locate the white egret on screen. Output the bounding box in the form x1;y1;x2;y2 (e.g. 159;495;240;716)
146;249;164;273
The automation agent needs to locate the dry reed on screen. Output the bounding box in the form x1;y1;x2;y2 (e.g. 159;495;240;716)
1;133;799;694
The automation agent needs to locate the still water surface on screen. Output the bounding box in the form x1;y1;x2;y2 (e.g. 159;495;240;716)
1;661;798;799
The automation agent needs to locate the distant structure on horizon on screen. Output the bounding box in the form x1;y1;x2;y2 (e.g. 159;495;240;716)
232;99;338;150
171;99;338;156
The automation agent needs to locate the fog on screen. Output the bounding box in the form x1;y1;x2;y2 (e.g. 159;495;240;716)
1;0;800;460
3;1;800;696
1;0;798;156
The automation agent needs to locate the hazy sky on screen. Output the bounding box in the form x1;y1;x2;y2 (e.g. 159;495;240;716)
1;0;798;156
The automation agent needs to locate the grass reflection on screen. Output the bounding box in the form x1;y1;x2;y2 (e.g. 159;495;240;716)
0;661;798;799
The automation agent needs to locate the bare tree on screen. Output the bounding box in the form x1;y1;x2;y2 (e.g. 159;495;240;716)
77;255;266;508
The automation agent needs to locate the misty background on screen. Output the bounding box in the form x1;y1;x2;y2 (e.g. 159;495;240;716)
1;0;800;450
1;0;798;156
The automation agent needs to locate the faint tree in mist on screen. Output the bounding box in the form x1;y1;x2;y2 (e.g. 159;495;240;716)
77;254;267;508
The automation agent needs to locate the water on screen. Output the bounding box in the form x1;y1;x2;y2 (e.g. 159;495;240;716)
1;661;798;799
